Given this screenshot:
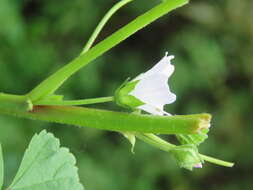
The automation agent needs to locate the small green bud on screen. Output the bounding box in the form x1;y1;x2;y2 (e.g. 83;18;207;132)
169;144;203;170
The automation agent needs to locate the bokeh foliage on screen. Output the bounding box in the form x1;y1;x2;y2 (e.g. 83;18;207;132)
0;0;252;189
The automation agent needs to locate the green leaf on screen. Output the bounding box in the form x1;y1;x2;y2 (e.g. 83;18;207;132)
169;144;203;170
8;130;84;190
176;129;209;146
0;144;3;190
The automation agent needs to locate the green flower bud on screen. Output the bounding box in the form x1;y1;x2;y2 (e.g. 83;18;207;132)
169;144;203;170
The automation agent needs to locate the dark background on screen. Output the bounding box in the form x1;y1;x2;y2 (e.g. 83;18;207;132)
0;0;252;189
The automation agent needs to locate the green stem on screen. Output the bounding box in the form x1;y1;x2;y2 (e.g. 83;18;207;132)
136;133;234;167
82;0;134;54
200;154;234;167
27;0;189;102
0;93;208;134
136;133;176;150
35;96;114;106
0;93;31;112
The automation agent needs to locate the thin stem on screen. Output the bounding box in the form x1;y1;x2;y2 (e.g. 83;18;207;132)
200;154;234;167
27;0;189;102
136;133;234;167
35;96;114;106
82;0;134;54
136;133;176;151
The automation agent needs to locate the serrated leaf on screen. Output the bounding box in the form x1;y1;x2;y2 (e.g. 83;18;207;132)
176;128;209;146
8;130;84;190
0;144;3;190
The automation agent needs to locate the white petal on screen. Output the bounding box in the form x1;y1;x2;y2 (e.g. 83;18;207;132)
128;53;176;115
130;74;176;108
138;104;164;115
138;104;171;116
135;53;175;81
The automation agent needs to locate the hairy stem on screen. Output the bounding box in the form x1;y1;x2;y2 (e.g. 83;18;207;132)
0;93;208;134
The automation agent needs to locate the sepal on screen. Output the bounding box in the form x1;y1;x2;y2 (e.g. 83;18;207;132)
115;79;144;110
122;132;136;153
176;128;209;146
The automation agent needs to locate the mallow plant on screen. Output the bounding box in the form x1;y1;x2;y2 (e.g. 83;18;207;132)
0;0;234;189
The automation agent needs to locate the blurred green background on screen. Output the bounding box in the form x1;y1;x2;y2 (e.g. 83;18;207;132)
0;0;252;189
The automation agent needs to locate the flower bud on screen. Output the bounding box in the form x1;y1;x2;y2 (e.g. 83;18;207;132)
169;144;203;170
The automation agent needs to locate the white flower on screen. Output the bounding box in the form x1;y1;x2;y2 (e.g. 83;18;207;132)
129;52;176;115
115;52;176;115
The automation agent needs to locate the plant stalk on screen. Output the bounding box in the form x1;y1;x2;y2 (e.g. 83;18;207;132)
0;93;208;134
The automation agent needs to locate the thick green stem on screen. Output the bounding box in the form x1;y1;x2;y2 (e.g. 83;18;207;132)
0;93;208;134
27;0;189;102
0;93;31;112
35;96;114;106
82;0;134;54
136;133;234;167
